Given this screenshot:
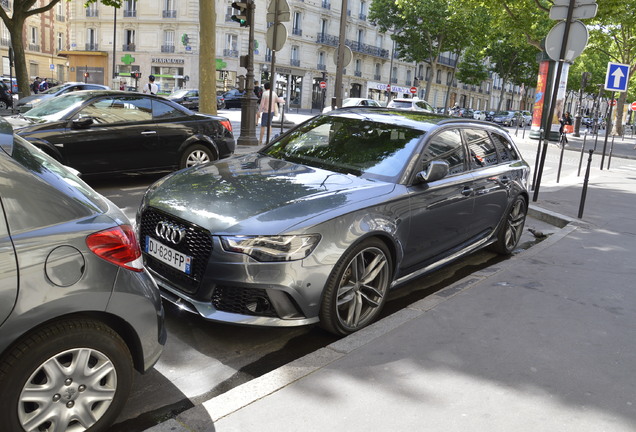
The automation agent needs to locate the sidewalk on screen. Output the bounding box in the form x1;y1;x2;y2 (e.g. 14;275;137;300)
145;116;636;431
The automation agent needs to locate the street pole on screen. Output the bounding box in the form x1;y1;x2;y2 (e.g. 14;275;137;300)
238;0;258;146
387;37;395;104
533;0;576;202
112;7;117;80
334;0;348;109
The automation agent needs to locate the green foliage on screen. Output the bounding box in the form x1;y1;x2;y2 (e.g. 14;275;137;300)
456;47;489;85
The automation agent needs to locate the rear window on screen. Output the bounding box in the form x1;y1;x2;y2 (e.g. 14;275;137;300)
490;132;519;162
0;135;107;233
463;128;498;168
389;101;413;109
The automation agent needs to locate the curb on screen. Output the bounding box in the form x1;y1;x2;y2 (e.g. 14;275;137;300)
144;205;575;432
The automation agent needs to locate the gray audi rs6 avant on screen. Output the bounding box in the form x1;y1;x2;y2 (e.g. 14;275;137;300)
138;107;530;335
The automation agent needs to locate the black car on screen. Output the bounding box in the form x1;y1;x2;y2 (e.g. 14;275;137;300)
222;89;245;109
167;89;226;110
10;90;235;175
0;82;13;110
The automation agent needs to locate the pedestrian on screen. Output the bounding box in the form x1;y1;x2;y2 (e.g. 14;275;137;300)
31;77;41;94
39;78;49;92
559;111;573;146
143;75;158;95
257;82;279;145
119;80;126;91
253;80;263;103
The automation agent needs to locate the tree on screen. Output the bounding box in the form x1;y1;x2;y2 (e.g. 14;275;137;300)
199;0;217;114
368;0;487;108
0;0;122;99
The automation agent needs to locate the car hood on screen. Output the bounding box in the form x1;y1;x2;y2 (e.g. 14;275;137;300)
144;153;396;235
16;94;52;105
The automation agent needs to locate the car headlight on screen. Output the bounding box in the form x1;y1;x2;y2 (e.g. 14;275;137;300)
220;234;321;262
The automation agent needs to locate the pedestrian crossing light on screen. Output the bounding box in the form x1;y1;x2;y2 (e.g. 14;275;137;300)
231;1;250;27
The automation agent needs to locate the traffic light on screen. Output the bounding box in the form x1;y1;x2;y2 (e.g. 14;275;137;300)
131;72;142;79
231;1;250;27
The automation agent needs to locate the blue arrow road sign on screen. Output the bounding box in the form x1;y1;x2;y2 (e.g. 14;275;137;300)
605;62;630;92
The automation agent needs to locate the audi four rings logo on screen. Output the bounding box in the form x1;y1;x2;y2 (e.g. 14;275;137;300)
155;221;186;244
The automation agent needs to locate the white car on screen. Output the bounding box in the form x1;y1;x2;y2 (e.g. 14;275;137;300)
323;97;382;113
387;98;434;112
473;110;487;121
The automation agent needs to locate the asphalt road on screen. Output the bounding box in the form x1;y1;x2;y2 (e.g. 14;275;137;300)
84;168;554;431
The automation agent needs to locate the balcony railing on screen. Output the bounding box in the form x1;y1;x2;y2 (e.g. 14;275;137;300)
29;43;41;52
161;44;175;53
322;0;330;9
224;49;239;57
86;9;98;17
56;14;65;22
354;71;362;77
374;74;381;81
317;32;338;47
318;63;326;71
345;38;389;59
85;43;98;51
122;43;136;52
124;10;137;17
163;10;177;18
292;28;302;36
290;59;300;67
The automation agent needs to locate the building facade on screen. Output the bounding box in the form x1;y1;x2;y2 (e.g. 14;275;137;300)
1;0;534;112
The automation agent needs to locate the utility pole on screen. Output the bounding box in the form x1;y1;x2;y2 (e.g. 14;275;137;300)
334;0;348;109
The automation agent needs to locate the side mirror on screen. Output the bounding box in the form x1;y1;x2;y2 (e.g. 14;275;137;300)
416;160;449;183
72;117;94;129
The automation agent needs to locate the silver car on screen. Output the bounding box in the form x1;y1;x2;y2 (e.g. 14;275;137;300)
0;119;165;432
138;108;529;335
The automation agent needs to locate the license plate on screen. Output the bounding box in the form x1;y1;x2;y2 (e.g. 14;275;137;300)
145;236;192;275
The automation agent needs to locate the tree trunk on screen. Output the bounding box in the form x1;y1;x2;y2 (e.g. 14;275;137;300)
199;0;217;114
9;22;30;99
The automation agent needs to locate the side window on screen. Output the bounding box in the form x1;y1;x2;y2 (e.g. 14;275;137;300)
463;128;498;169
153;100;188;120
421;129;467;176
77;96;152;124
490;132;519;163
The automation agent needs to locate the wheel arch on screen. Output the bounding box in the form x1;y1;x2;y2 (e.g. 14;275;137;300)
178;135;220;160
0;311;146;373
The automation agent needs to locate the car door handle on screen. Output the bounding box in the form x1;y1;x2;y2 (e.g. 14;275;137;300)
461;187;473;196
141;131;157;135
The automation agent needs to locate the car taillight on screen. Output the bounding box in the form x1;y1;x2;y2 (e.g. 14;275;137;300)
220;119;232;133
86;225;144;272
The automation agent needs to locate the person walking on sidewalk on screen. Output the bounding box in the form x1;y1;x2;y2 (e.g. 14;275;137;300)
257;82;279;145
143;75;158;95
559;111;573;146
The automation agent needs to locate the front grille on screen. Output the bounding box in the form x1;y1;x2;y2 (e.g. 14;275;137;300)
212;286;279;318
139;208;212;295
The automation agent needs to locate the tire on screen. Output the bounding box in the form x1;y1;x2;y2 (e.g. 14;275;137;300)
320;238;393;336
489;195;527;255
179;143;217;169
0;100;7;110
0;319;133;432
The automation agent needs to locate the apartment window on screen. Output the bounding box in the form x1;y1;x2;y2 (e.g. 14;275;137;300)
163;0;176;18
318;51;326;70
29;26;40;51
291;45;300;67
375;63;381;79
124;29;135;51
376;34;383;49
56;2;65;21
292;12;302;36
391;66;397;84
265;47;272;62
86;3;98;17
162;30;175;53
447;71;453;85
57;32;63;51
359;0;367;20
86;28;97;51
355;59;362;77
436;70;442;84
406;70;412;85
320;19;327;35
124;0;137;17
225;34;238;57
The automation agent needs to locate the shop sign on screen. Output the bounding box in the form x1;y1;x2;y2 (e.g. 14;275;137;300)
151;58;185;64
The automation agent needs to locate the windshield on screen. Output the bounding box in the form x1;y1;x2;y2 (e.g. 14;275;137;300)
24;93;88;122
41;85;66;95
262;113;425;182
169;89;189;98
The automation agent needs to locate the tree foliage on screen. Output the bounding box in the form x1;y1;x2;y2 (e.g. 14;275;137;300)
0;1;123;98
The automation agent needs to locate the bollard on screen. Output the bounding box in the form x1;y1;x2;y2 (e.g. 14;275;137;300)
531;130;544;191
532;139;549;202
556;140;566;183
578;149;594;219
608;136;615;170
578;132;587;176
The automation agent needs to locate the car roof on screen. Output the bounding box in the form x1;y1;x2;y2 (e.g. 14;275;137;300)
325;107;508;133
